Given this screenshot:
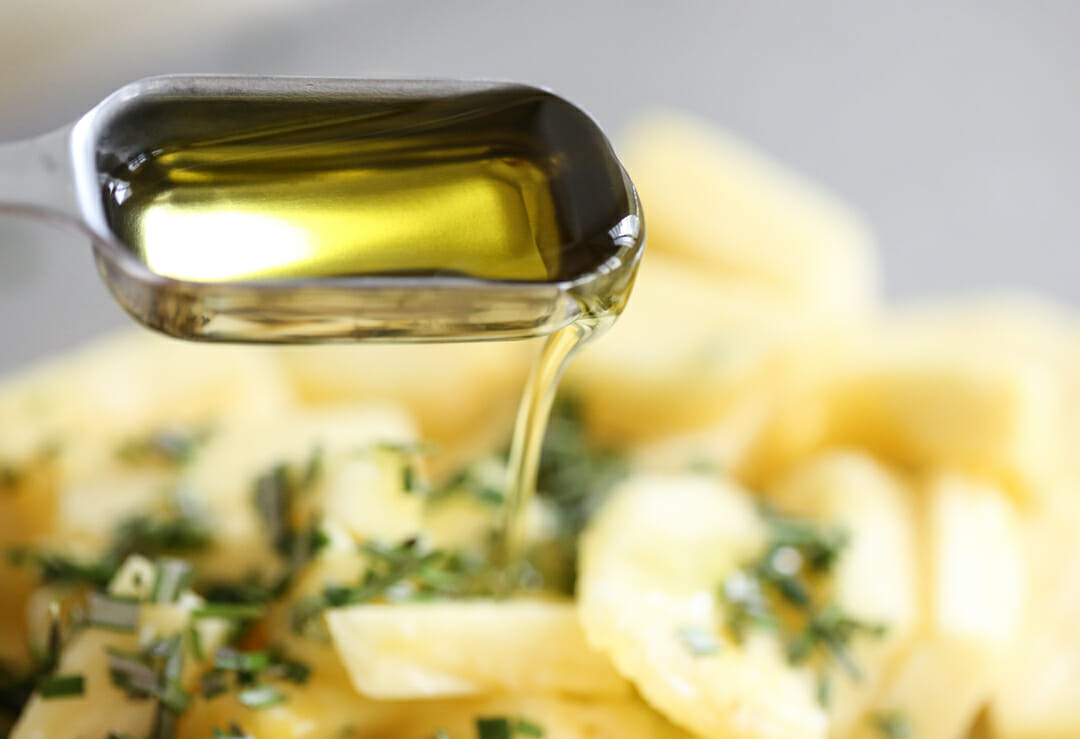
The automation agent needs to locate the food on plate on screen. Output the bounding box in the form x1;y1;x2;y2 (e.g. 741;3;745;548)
1;111;1076;738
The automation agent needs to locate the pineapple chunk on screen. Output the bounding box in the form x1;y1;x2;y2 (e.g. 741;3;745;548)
357;695;693;739
577;474;828;738
618;111;877;313
179;403;417;582
10;629;154;739
326;600;630;699
989;480;1080;739
849;473;1025;739
179;685;689;739
0;330;291;464
768;451;918;735
277;341;532;473
744;329;1061;498
12;561;229;739
566;253;857;445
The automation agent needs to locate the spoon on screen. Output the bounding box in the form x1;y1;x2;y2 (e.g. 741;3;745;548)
0;75;643;343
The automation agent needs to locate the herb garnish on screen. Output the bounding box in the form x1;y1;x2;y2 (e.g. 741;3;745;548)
197;646;309;706
107;634;190;738
291;537;504;634
206;724;253;739
475;716;544;739
37;673;84;699
720;505;886;705
117;426;212;468
871;710;912;738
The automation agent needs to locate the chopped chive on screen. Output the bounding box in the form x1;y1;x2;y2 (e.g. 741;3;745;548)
214;648;270;674
513;718;544;737
87;592;140;632
236;684;286;709
476;717;512;739
151;559;194;603
871;710;912;738
37;673;84;699
107;649;160;694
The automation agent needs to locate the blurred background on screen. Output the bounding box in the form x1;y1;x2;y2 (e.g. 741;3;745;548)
1;0;1077;371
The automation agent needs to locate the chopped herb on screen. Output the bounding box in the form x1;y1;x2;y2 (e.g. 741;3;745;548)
871;710;912;738
199;646;309;701
677;625;720;656
6;547;115;589
290;537;504;634
87;592;140;632
107;635;190;715
108;498;213;561
719;506;886;706
37;673;84;699
237;684;286;709
253;447;325;588
117;426;212;467
475;717;543;739
512;718;544;737
214;648;271;674
476;718;512;739
150;559;194;603
206;724;253;739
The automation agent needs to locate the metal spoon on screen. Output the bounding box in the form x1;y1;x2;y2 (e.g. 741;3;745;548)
0;75;643;343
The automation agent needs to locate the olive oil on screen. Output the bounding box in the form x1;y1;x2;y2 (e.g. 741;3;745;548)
94;81;643;572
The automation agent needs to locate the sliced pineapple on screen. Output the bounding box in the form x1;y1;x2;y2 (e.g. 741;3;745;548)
989;479;1080;739
179;403;418;582
179;685;689;739
744;325;1061;498
326;600;630;700
355;694;694;739
577;473;828;738
277;341;532;474
566;253;858;445
849;473;1025;739
11;557;230;739
0;330;292;464
618;111;877;313
767;451;918;736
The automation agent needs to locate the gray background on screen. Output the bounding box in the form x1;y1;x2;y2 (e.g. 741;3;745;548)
1;0;1077;371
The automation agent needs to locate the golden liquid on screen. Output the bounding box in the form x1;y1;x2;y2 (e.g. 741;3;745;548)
99;93;637;573
109;149;564;283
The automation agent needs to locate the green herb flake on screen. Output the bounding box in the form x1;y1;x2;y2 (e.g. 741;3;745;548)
214;648;271;674
37;673;84;699
475;716;543;739
207;725;253;739
718;506;887;705
676;625;720;657
236;684;286;710
871;710;912;739
87;592;140;632
150;559;194;603
476;717;512;739
512;718;544;737
117;426;211;468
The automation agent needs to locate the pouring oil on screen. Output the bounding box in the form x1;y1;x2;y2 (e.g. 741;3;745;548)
99;91;640;576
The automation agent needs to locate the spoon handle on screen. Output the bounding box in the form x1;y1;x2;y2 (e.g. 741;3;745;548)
0;125;82;228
